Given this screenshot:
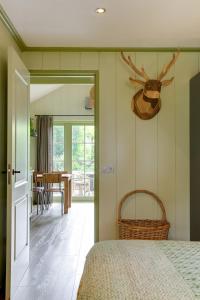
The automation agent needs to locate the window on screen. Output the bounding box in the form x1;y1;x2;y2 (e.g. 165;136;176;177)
53;123;94;199
53;125;64;171
72;125;94;197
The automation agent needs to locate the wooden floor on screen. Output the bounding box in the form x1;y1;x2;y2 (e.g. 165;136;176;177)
14;202;94;300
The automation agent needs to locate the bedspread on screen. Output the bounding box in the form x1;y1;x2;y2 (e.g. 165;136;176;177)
77;240;200;300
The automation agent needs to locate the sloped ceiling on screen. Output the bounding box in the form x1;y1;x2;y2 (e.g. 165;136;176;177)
30;84;64;102
1;0;200;47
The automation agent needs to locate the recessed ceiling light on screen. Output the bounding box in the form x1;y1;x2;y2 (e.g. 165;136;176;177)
96;8;106;14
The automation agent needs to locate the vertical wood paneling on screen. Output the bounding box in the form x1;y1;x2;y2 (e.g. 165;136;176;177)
98;52;117;240
80;53;99;70
135;53;158;220
42;52;60;69
23;50;199;241
116;52;136;220
22;52;43;69
60;52;81;70
175;53;198;240
157;53;176;238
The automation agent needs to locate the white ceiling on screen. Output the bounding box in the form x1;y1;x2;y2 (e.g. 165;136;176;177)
1;0;200;47
30;84;63;102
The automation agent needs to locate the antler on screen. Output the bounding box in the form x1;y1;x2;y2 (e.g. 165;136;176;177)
121;52;149;81
158;51;180;81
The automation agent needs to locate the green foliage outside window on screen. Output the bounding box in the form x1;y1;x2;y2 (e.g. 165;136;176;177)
72;125;94;174
53;125;64;171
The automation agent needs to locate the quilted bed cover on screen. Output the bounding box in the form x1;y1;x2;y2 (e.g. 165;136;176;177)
77;240;200;300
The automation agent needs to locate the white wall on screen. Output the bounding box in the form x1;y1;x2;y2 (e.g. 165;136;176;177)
23;51;200;241
30;83;94;118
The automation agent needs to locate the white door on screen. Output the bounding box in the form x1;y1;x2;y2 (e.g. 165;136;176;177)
6;47;30;300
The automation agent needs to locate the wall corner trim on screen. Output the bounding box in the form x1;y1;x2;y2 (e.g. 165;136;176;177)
24;47;200;53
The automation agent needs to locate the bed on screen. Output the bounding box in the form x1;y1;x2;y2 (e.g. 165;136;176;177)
77;240;200;300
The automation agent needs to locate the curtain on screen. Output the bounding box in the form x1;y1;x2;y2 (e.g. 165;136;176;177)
36;116;53;172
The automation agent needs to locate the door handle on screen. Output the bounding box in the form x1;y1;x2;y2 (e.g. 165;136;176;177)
8;164;11;184
12;169;21;175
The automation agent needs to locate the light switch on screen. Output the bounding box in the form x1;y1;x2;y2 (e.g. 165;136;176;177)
102;165;114;174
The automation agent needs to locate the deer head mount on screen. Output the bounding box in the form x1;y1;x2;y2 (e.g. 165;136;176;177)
121;52;180;120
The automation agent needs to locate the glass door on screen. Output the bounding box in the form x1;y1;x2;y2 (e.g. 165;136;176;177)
72;125;94;198
53;125;65;171
53;123;94;200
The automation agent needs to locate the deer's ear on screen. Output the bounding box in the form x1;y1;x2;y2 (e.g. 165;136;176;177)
161;77;174;87
129;77;146;87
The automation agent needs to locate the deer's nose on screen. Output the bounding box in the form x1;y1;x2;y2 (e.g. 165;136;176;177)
144;90;160;99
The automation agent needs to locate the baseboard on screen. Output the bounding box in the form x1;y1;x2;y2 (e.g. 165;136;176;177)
72;199;94;203
53;196;94;203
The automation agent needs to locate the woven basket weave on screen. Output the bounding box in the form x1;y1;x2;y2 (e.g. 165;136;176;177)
118;190;170;240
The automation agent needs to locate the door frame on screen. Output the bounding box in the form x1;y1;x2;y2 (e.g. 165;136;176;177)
30;70;99;242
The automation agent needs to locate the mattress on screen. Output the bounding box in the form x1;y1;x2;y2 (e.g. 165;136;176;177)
77;240;200;300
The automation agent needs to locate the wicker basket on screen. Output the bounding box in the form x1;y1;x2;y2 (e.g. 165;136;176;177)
118;190;170;240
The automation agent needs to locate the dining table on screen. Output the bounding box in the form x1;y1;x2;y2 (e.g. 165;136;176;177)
36;172;72;214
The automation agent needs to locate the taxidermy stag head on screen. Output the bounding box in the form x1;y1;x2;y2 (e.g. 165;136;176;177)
121;52;180;120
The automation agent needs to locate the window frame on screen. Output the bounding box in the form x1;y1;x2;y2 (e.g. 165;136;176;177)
53;120;94;201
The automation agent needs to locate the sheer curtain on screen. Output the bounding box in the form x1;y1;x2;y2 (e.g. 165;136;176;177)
36;116;53;172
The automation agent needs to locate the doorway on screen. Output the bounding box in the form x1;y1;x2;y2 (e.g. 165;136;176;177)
30;70;99;241
6;49;100;300
15;72;98;300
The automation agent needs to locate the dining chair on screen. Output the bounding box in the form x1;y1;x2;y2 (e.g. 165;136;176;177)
52;171;68;190
43;173;64;215
32;172;45;215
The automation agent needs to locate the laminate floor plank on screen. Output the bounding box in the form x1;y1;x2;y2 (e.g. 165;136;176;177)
14;202;94;300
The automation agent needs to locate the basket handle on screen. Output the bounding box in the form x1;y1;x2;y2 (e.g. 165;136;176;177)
118;189;167;223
